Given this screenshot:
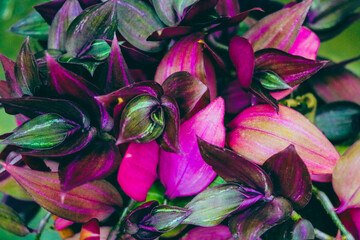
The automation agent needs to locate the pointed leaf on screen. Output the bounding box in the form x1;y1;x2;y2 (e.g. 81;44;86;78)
104;35;134;93
80;218;100;240
215;0;240;17
0;54;22;97
15;38;41;96
229;36;254;89
183;183;263;227
0;203;31;236
117;95;164;144
80;40;111;61
0;97;90;128
249;80;279;112
155;33;216;100
151;0;177;26
118;141;159;202
314;101;360;142
48;0;82;51
2;114;80;150
162;71;208;120
66;1;116;55
116;0;166;53
181;225;233;240
254;71;291;91
10;11;49;40
59;140;120;191
244;0;313;51
47;54;113;131
197;138;273;197
2;163;123;223
333;140;360;212
157;96;180;153
229;197;292;240
179;0;219;24
20;127;96;157
147;26;195;41
159;97;226;199
255;49;327;86
263;145;312;209
228;104;340;182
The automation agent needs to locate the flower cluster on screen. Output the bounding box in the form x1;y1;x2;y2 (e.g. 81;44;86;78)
0;0;359;239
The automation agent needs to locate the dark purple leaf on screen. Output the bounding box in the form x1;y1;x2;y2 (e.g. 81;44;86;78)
255;49;328;87
47;54;113;130
59;139;120;191
0;97;90;128
215;0;240;17
229;197;293;240
15;38;41;96
120;44;160;69
65;1;116;55
157;96;180;153
147;26;195;41
180;0;219;24
197;137;273;197
20;127;96;157
0;53;22;97
249;80;279;112
229;36;254;89
221;80;251;115
34;0;67;25
162;71;208;120
48;0;82;50
104;35;134;93
117;95;164;144
263;145;312;210
0;81;11;98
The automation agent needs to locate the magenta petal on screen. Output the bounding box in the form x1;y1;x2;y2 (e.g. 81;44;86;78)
222;81;252;115
118;141;159;202
289;27;320;60
159;97;226;199
229;36;254;89
54;217;73;231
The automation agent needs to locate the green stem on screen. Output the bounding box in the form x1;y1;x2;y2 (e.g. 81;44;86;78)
107;199;136;240
35;212;52;240
312;186;355;240
314;229;335;240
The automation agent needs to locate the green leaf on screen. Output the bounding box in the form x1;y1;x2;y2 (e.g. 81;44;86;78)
116;0;166;52
80;40;112;61
15;38;41;96
254;71;291;91
0;203;31;237
0;176;32;201
151;0;177;26
58;54;104;76
2;113;80;150
10;11;49;40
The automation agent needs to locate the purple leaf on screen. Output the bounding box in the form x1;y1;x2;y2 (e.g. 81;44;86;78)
48;0;82;51
104;35;134;93
180;0;219;24
15;38;41;96
263;145;312;209
0;97;90;128
65;1;116;55
118;141;159;202
59;140;121;191
47;54;113;131
197;138;273;197
157;96;180;153
215;0;240;17
255;49;327;87
54;217;73;231
80;218;100;240
159;97;225;199
155;33;216;100
229;197;293;240
20;127;96;157
147;26;195;41
244;0;313;51
162;71;208;120
0;81;11;98
229;36;254;89
2;163;123;223
0;54;22;97
221;80;252;115
181;225;234;240
34;0;66;25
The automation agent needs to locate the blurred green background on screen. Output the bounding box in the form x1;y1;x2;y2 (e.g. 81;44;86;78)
0;0;359;239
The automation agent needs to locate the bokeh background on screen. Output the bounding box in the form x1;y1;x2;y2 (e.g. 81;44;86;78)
0;0;359;239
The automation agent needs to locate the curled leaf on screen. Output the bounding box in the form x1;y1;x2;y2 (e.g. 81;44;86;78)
2;163;123;223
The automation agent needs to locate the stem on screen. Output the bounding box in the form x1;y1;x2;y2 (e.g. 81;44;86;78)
312;186;355;240
290;211;302;222
206;34;229;52
107;199;135;240
314;229;335;240
35;212;52;240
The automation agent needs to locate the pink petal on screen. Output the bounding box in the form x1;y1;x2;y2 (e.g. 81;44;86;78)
289;27;320;60
117;141;159;202
228;104;340;182
181;225;234;240
159;97;226;199
54;217;74;231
